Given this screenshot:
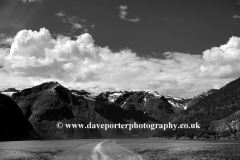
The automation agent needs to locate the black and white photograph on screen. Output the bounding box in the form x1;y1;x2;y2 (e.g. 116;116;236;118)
1;0;240;159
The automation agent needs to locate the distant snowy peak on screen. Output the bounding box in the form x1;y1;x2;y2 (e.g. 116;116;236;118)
0;88;19;97
108;92;123;102
124;89;161;95
165;88;218;110
165;95;193;101
0;81;218;111
101;90;163;103
0;91;16;97
71;89;97;100
71;88;189;111
165;96;193;110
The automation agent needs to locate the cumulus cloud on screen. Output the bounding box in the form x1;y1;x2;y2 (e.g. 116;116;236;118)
118;5;140;22
0;34;14;47
0;28;240;97
201;36;240;79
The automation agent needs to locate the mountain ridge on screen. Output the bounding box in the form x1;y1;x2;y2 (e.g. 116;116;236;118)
5;81;176;139
1;77;240;140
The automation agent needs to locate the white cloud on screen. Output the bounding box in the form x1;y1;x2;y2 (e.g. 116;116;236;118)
72;23;83;30
119;5;128;19
55;11;66;17
0;34;14;47
128;17;140;22
233;15;240;19
201;36;240;79
0;28;240;97
0;72;30;90
55;11;90;33
118;5;140;22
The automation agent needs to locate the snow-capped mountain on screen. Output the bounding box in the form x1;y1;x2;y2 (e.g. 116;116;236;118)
105;90;162;103
71;89;184;114
165;89;218;110
7;81;176;139
63;87;216;112
71;89;98;100
0;88;19;97
165;96;193;110
1;83;217;112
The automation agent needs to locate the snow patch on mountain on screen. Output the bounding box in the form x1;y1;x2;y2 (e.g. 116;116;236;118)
120;101;127;108
70;87;217;111
108;92;123;102
165;96;193;110
0;88;19;97
0;92;16;97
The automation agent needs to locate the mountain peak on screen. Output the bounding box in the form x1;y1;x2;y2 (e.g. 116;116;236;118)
2;88;19;92
36;81;63;90
42;81;61;86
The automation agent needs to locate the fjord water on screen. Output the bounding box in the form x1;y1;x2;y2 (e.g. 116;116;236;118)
0;139;240;160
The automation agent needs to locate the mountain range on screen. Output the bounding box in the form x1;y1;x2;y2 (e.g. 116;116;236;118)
1;77;240;140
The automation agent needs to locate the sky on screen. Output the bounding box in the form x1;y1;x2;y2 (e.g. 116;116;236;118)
0;0;240;97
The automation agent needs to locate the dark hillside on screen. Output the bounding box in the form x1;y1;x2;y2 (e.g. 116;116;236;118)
0;93;40;141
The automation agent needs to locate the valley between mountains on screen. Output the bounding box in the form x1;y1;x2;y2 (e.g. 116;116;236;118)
1;77;240;141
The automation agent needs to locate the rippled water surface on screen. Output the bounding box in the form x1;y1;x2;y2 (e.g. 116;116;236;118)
117;139;240;160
